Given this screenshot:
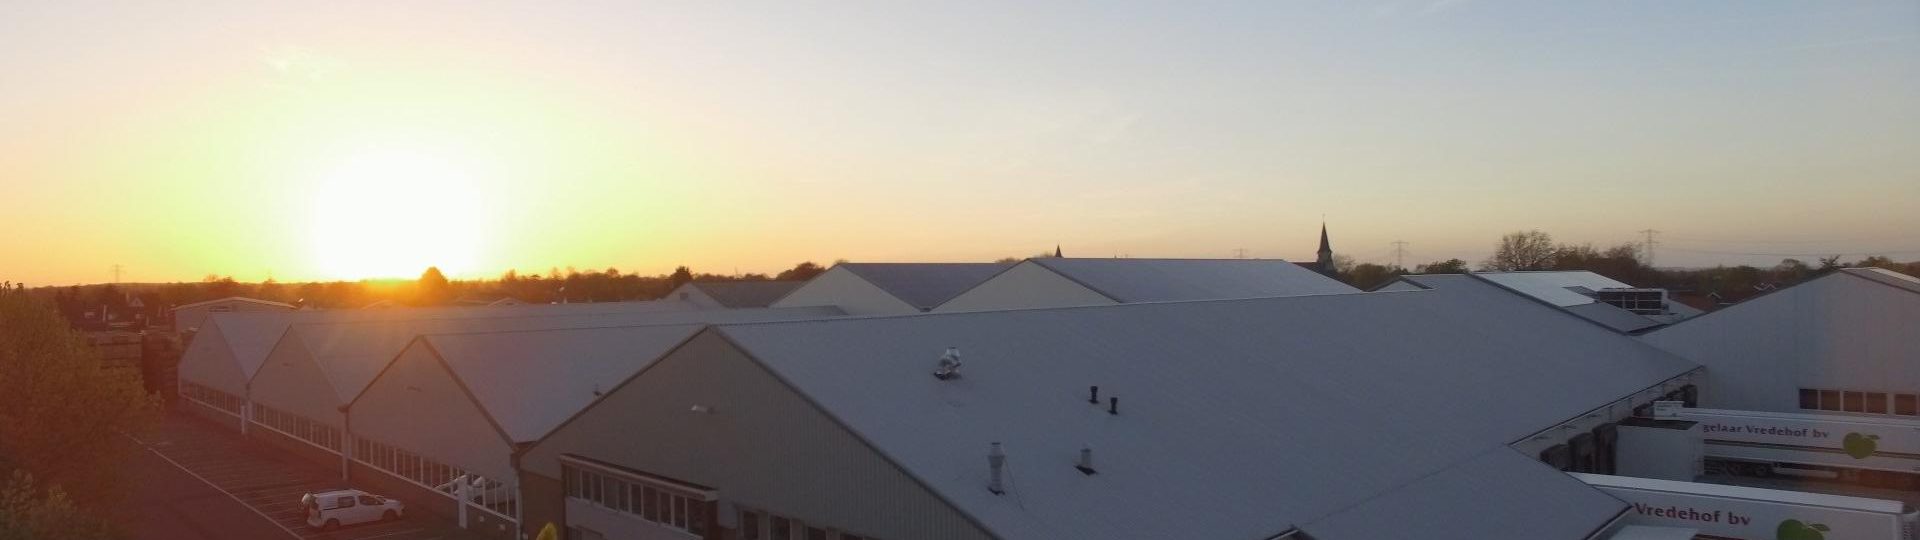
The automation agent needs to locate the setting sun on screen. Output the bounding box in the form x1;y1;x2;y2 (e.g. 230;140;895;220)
308;147;489;280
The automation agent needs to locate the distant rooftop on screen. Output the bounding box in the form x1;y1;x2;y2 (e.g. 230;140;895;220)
836;262;1015;310
1028;257;1359;302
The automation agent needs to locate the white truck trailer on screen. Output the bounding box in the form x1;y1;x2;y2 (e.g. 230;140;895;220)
1574;473;1917;540
1657;405;1920;487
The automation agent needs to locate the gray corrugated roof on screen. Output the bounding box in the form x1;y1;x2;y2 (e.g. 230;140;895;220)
418;325;706;443
689;281;807;308
715;285;1695;540
1474;271;1636;307
290;306;844;404
1844;267;1920;294
171;296;297;311
1028;258;1360;302
1299;447;1624;540
837;263;1015;309
1400;273;1675;333
188;300;706;387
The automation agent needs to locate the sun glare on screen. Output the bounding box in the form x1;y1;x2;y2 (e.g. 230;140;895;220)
309;148;488;280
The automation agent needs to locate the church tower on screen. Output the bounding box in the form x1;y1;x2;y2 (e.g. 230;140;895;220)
1316;223;1335;276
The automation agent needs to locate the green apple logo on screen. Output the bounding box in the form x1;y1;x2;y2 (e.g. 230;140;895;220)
1777;519;1830;540
1843;432;1880;459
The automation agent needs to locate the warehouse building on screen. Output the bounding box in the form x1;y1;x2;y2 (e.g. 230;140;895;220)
518;284;1699;540
936;257;1359;312
770;262;1012;315
170;296;296;332
1378;271;1699;333
244;306;845;473
665;281;805;309
176;300;704;431
1640;267;1920;415
347;325;726;538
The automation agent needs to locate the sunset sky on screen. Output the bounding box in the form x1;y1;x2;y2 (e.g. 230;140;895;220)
2;1;1916;284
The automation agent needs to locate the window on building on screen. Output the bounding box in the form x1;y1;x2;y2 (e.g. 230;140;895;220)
1844;391;1866;412
1820;390;1842;411
1799;388;1819;409
741;510;763;540
1867;392;1889;414
1898;394;1919;416
771;516;793;540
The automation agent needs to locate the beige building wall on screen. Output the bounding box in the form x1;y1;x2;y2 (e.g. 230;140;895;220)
935;261;1117;312
350;343;516;480
769;267;919;315
522;331;992;540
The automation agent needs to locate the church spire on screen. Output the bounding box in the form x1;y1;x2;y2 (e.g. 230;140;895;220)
1054;245;1063;258
1316;222;1335;276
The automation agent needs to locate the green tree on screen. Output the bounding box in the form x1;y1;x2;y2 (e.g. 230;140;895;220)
415;267;452;306
668;266;694;289
0;471;117;539
1414;259;1470;274
0;290;155;537
1342;263;1405;290
1482;230;1556;271
774;262;828;282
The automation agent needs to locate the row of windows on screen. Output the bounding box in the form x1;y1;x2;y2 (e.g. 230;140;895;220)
180;381;243;414
250;403;342;452
739;507;874;540
353;437;519;518
563;464;708;536
1799;388;1920;416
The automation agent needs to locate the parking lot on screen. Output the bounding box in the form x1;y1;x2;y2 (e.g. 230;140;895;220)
125;411;460;540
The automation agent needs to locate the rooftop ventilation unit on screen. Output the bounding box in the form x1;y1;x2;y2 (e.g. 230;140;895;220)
1594;288;1670;315
1076;445;1097;475
933;347;962;380
988;442;1006;495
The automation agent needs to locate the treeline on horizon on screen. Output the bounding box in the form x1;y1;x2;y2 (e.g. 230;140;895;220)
13;229;1920;318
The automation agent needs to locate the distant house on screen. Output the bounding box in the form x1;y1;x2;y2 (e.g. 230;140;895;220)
171;296;296;332
665;281;805;309
936;257;1360;312
1640;268;1920;416
770;263;1013;315
1377;271;1700;333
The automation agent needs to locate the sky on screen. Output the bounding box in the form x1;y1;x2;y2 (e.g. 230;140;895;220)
2;1;1916;284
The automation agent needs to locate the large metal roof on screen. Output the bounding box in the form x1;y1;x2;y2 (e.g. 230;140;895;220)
686;281;807;308
836;263;1015;310
285;306;845;404
1844;267;1920;295
1473;271;1640;307
183;300;706;393
714;285;1695;540
1298;447;1623;540
413;325;707;443
1027;258;1359;302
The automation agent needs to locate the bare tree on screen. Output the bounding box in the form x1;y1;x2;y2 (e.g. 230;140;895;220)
1482;230;1556;271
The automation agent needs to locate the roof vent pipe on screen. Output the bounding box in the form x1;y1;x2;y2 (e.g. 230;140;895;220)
988;442;1006;495
1108;397;1118;415
934;347;962;380
1088;385;1099;404
1076;445;1097;475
